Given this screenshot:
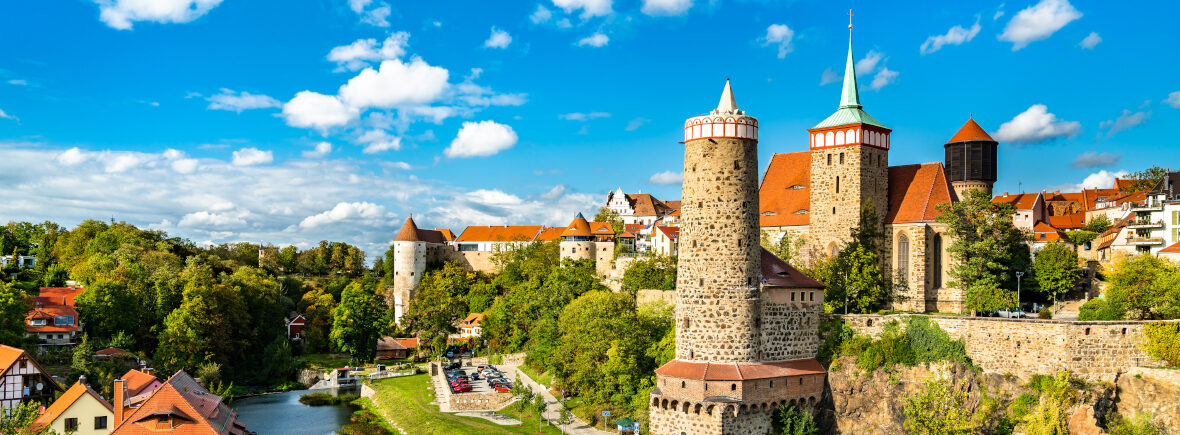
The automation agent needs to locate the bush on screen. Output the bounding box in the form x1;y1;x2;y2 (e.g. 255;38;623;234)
1105;411;1162;435
1139;322;1180;367
772;402;819;435
816;319;853;368
838;317;969;373
1038;308;1053;319
1021;371;1079;435
903;377;977;435
1078;298;1124;321
299;392;360;406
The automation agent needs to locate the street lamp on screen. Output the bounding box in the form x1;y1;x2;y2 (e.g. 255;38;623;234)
1015;271;1025;316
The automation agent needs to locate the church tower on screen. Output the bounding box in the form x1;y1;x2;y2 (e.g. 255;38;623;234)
944;118;998;199
808;22;890;256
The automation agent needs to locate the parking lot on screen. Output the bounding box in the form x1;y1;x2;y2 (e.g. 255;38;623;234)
442;362;514;395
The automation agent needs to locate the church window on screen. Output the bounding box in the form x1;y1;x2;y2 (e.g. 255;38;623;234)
827;154;832;165
933;235;943;289
835;176;840;193
835;130;845;145
849;129;856;143
898;234;910;285
840;153;844;164
826;132;834;146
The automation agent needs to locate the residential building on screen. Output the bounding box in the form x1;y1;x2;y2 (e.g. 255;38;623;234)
652;226;679;257
0;255;36;270
285;312;305;341
604;188;680;226
452;225;545;252
1122;172;1180;256
376;337;417;360
111;370;247;434
1031;222;1073;253
0;344;62;409
120;369;163;402
992;192;1044;231
26;287;85;348
31;379;114;435
1158;241;1180;263
457;313;485;338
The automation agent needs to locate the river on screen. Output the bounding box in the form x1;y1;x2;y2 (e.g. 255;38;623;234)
231;389;355;434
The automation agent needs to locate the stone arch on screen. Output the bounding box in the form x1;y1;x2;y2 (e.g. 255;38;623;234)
661;399;668;409
652;397;660;408
809;396;817;406
724;405;736;417
694;403;702;414
682;401;690;413
789;398;797;406
670;400;679;411
933;234;944;289
706;405;715;416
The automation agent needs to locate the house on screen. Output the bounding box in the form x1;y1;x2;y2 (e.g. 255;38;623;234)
376;337;420;360
604;188;681;226
1158;241;1180;263
111;370;247;434
31;379;114;435
0;255;37;270
1031;222;1073;253
652;226;679;257
0;344;62;409
1121;172;1180;256
285;312;306;341
27;287;85;348
120;369;163;402
992;192;1045;231
457;313;485;338
452;225;546;252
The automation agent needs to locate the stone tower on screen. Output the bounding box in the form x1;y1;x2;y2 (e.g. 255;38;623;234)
649;81;827;435
944;118;998;199
558;213;595;262
807;26;891;256
391;216;427;325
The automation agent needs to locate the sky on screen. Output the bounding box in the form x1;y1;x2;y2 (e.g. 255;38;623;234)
1;0;1178;259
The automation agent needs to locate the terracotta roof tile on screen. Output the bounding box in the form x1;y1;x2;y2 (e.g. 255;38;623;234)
121;369;161;396
992;192;1041;210
33;381;112;429
393;338;419;348
434;228;456;242
655;226;679;239
759;151;812;227
886;163;957;224
947;118;995;143
761;248;825;288
377;336;407;351
115;370;246;434
455;226;544;242
535;227;565;242
26;304;80;333
394;217;421;242
561;214;592;237
626;194;676;217
36;287;85;307
1047;212;1085;230
1159;241;1180;253
655;359;825;381
589;222;615;235
395;217;449;244
0;345;60;392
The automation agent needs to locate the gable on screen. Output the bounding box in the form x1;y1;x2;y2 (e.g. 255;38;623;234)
886;163;957;224
759;151;812;227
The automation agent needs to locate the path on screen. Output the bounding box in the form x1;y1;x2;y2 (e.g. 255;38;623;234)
509;365;612;435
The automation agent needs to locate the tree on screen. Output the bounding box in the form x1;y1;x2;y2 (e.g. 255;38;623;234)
401;262;475;355
1139;322;1180;367
812;201;889;314
154;281;250;376
773;402;819;435
0;401;53;435
0;282;29;348
512;377;534;424
1021;371;1078;435
619;256;676;295
1101;254;1180;320
259;336;296;386
558;402;575;435
1032;242;1081;303
936;189;1029;313
1082;215;1112;233
75;280;139;340
1120;166;1172;193
761;231;804;267
903;377;977;435
330;280;386;363
533;394;548;432
41;263;68;287
593;206;624;235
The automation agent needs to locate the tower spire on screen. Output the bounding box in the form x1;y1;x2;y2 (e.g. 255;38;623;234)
714;78;742;115
839;10;862;109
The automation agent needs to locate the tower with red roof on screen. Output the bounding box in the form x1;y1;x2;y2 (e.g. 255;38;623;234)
944;118;999;199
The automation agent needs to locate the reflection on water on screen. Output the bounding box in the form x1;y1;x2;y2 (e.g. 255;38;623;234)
231;389;355;435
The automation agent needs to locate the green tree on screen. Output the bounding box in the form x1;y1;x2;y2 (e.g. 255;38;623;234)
401;262;475;355
1120;166;1172;193
330;280;386;363
619;255;676;295
1082;215;1112;233
0;282;29;347
75;280;139;340
761;231;804;267
154;281;250;376
903;377;977;435
1139;322;1180;367
1103;254;1180;320
259;336;297;386
41;263;68;287
558;403;575;435
1021;371;1079;435
936;189;1029;313
773;402;819;435
0;401;53;434
533;394;548;432
1032;242;1080;302
592;206;624;235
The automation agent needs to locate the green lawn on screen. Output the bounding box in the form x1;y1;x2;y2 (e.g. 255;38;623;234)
517;363;554;390
363;374;563;435
298;353;413;371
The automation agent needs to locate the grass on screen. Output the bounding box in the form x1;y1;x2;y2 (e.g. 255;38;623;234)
517;363;553;390
297;353;414;371
299;391;359;406
363;374;563;435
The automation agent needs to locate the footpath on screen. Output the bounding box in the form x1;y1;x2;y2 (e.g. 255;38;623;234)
510;365;612;435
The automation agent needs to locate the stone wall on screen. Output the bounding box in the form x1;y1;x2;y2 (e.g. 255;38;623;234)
559;240;595;262
637;289;676;306
808;146;888;258
759;286;824;361
834;314;1173;381
594;241;614;276
442;250;498;273
449;392;514;411
648;397;779;435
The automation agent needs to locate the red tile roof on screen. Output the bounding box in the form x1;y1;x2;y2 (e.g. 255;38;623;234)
1159;241;1180;253
535;227;565;242
32;380;113;429
121;369;161;396
625;193;677;217
759;151;812;227
655;226;679;239
113;370;246;435
376;336;407;351
761;248;824;288
455;225;544;242
458;313;485;328
561;215;592;237
26;304;80;333
654;358;825;381
589;222;615;235
36;287;85;307
623;223;645;234
395;217;449;244
393;338;419;348
947;118;995;143
95;347;132;357
1047;212;1085;230
0;345;61;390
886;163;958;224
992;192;1042;210
1033;222;1071;243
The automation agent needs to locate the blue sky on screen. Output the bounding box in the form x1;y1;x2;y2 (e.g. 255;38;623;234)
1;0;1177;257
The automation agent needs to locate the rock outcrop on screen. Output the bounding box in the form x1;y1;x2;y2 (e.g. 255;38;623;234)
1115;367;1180;433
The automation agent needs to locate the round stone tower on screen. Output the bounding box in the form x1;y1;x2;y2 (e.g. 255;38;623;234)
676;78;763;363
559;213;595;262
392;216;427;325
944;118;998;199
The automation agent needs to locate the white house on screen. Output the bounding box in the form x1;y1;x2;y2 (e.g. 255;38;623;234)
0;345;63;410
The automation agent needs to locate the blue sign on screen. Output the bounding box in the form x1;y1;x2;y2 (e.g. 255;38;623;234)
602;411;610;417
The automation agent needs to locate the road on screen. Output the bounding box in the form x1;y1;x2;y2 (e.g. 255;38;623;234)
509;365;613;435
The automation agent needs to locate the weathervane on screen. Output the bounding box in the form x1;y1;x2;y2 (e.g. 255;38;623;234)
848;9;854;30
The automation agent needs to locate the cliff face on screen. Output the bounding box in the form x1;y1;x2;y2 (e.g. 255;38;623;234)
1115;367;1180;433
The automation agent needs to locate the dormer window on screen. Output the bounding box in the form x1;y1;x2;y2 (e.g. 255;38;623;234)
29;319;46;326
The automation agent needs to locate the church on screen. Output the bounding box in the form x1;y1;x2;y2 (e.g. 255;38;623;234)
757;30;999;314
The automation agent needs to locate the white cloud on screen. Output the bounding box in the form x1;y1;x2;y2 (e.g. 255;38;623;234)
648;171;683;185
993;104;1081;144
577;33;609;47
359;130;402;154
552;0;613;19
57;148;88;166
338;58;450;109
94;0;223;30
559;112;610;121
179;210;247;228
1079;32;1101;49
540;184;567;200
231;147;273;166
920;20;981;55
299;201;389;228
172;158;199;173
998;0;1082;50
348;0;391;27
856;50;884;76
641;0;692;16
869;68;899;90
819;68;841;86
455;80;528;107
762;24;794;59
1166;91;1180;109
423;187;600;230
556;18;572;29
1048;169;1131;192
206;89;281;112
484;27;512;49
1099;109;1150;137
281;91;359;130
444;121;518;158
7;79;27;86
327;32;410;71
530;5;553;24
625;117;650;131
303;142;332;158
104;154;141;173
0;109;17;122
1069;151;1119;169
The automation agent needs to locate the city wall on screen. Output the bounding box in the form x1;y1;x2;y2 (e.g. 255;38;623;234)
442;250;498;274
831;314;1174;381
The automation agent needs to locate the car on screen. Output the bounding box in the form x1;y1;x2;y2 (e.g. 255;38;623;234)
494;385;511;393
471;373;480;380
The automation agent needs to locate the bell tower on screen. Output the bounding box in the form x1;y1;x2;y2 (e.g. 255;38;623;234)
807;18;891;256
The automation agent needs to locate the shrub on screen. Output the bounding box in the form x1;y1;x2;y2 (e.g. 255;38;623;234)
1021;371;1079;435
1038;308;1053;319
839;317;969;373
1105;411;1162;435
816;319;853;368
903;377;977;435
773;402;819;435
1139;322;1180;367
1078;298;1124;321
905;316;968;365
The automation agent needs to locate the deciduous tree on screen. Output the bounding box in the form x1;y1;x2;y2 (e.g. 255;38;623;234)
330;279;386;363
1032;242;1081;301
936;189;1029;313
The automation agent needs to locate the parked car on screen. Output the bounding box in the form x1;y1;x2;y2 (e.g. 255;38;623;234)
493;385;511;393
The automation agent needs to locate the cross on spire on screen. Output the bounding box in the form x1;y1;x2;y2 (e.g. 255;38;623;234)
848;9;853;30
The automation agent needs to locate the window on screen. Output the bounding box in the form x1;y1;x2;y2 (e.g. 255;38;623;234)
839;153;844;164
827;154;832;165
54;316;73;326
65;418;78;431
95;416;108;429
29;319;46;326
790;292;795;301
898;234;910;284
933;236;943;289
836;176;840;193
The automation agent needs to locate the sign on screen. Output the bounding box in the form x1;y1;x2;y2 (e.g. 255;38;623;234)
602;411;610;417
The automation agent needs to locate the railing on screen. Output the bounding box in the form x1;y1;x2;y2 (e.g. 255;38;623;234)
1126;219;1164;228
1125;237;1164;245
1129;202;1163;211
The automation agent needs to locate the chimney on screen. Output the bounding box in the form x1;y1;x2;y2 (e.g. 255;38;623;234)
114;379;127;425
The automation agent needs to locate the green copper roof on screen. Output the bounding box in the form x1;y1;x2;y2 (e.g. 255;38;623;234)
813;30;888;130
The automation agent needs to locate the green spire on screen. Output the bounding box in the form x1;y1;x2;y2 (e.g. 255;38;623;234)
839;31;861;109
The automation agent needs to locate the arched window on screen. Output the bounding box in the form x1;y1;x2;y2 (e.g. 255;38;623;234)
898;234;910;285
933;235;943;289
847;129;856;143
825;132;834;146
835;130;845;145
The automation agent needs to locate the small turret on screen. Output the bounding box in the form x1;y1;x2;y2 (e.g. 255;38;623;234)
559;213;595;261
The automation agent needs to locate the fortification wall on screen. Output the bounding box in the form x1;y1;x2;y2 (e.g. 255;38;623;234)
442;250;498;273
759;287;824;361
637;289;676;306
833;314;1172;381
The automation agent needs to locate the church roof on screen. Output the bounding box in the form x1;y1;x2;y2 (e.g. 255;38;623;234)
395;217;420;242
758;151;812;227
813;31;887;130
886;163;959;224
947;118;995;143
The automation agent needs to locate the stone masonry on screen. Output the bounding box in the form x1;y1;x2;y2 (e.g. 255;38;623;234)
808;136;889;258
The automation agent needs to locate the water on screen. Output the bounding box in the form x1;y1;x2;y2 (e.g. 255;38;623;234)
231;389;355;434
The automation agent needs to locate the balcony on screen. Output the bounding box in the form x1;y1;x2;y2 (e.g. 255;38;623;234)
1126;219;1165;229
1129;202;1163;212
1126;236;1165;246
